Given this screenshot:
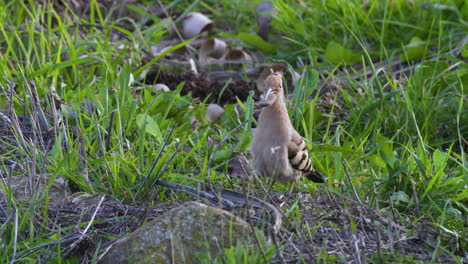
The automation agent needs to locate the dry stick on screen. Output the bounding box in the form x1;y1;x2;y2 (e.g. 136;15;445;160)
252;175;284;229
8;209;18;264
156;180;218;202
219;189;281;230
168;231;175;264
68;195;105;250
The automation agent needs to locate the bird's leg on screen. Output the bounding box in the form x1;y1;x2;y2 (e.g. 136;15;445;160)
266;156;281;194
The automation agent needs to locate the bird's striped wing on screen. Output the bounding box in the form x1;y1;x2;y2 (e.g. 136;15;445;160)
287;131;324;183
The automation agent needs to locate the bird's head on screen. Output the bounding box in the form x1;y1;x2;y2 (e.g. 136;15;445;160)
258;71;283;107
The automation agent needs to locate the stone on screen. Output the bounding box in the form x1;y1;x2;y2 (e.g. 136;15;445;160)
99;202;260;264
0;173;68;205
205;104;224;121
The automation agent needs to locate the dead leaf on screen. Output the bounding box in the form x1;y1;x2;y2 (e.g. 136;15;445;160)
199;38;227;66
181;12;215;39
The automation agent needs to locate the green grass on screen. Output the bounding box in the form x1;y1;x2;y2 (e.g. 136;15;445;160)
0;0;467;262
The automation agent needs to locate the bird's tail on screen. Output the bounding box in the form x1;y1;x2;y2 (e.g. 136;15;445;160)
305;170;325;183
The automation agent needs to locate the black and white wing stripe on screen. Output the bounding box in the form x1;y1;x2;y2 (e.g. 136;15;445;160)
287;131;325;183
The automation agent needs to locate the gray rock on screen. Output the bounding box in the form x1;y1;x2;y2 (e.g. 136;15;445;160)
99;202;260;264
0;173;68;205
206;104;224;121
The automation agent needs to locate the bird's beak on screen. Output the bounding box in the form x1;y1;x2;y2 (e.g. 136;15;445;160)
258;87;273;107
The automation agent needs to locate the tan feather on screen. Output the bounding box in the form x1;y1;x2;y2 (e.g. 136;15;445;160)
250;71;325;184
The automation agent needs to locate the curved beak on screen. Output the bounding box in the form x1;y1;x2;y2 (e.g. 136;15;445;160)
258;87;273;107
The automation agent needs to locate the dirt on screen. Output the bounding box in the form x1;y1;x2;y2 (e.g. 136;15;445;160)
146;69;256;104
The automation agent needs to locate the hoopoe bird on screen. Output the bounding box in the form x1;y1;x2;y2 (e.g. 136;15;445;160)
250;71;324;184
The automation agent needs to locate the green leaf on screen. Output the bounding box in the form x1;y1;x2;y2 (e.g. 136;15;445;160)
454;187;468;202
420;150;449;200
119;61;132;91
292;66;320;126
369;154;387;169
432;149;447;173
29;57;98;78
390;191;410;204
236;91;254;152
460;42;468;58
213;149;232;163
402;36;425;62
377;136;393;158
377;136;397;168
304;68;319;98
237;32;278;53
136;114;163;143
324;41;361;65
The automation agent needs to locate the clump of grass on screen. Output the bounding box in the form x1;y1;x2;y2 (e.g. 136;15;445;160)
0;0;466;262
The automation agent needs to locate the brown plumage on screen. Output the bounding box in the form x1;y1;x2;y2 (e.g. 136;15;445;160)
250;71;324;184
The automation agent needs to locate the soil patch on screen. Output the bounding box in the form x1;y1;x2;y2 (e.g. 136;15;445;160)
146;69;256;104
